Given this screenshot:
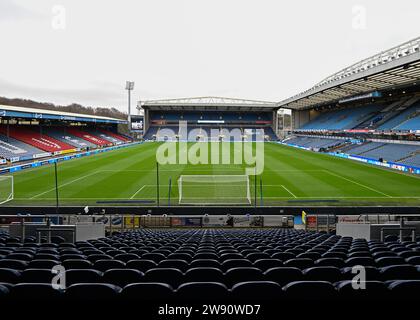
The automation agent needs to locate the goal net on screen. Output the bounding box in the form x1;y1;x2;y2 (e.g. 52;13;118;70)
178;175;251;205
0;176;13;205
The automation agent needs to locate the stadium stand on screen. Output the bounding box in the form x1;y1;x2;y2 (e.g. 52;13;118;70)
285;136;345;149
145;125;277;142
150;111;272;122
262;127;278;141
0;134;44;161
143;126;159;140
158;125;180;141
300;105;383;130
286;137;420;164
143;100;278;142
41;127;97;149
0;228;420;302
87;130;125;145
339;142;386;155
0;105;130;165
0;125;75;152
394;113;420;130
378;100;420;130
400;153;420;167
350;143;420;162
99;130;131;143
296;98;420;132
67;128;112;146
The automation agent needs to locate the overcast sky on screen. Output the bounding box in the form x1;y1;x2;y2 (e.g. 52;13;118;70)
0;0;419;113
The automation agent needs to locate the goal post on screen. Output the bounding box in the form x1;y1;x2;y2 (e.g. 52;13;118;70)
0;175;14;205
178;175;251;205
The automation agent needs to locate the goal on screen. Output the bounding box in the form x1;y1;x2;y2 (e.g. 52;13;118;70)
178;175;251;205
0;176;13;205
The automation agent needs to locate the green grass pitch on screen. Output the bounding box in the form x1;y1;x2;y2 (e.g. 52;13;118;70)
4;142;420;207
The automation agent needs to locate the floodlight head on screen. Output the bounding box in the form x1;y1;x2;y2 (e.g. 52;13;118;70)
125;81;135;90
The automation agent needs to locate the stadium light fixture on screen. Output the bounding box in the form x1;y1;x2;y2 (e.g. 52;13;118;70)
125;81;135;134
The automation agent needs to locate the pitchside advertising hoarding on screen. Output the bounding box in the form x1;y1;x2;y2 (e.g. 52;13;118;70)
328;152;420;175
282;142;420;175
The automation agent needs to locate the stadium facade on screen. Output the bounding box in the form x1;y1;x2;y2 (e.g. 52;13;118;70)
139;96;280;142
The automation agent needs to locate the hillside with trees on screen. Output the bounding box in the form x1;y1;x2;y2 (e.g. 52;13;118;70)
0;96;127;120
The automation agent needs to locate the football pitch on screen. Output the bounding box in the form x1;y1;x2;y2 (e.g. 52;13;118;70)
4;141;420;207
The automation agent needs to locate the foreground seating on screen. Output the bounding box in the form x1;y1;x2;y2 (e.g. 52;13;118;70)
1;229;420;300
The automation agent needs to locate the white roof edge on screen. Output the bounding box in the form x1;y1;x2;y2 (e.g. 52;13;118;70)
277;36;420;108
0;104;123;121
140;96;277;107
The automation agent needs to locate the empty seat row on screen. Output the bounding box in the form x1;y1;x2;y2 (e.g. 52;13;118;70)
1;265;420;288
1;280;420;301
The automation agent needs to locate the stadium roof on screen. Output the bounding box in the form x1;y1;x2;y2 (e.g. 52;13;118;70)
278;36;420;110
0;104;126;124
139;96;278;111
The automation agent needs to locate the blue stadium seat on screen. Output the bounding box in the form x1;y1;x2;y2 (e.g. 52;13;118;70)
264;267;303;286
93;259;126;272
283;281;337;300
0;268;21;284
231;281;283;301
184;267;224;283
284;258;314;269
176;282;229;300
225;267;264;287
120;283;174;300
335;280;389;300
62;259;93;270
315;258;345;268
189;259;220;269
388;280;420;300
253;259;283;271
380;265;420;281
102;269;144;287
66;269;103;286
303;266;343;283
222;259;253;270
158;259;190;271
143;268;184;288
126;259;157;272
0;284;10;298
10;283;62;301
28;259;61;269
65;283;121;300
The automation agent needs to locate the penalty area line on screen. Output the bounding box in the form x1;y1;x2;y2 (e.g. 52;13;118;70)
130;185;146;199
281;185;297;198
30;171;100;199
324;170;392;198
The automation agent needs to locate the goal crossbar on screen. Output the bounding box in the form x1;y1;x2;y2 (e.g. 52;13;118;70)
178;175;251;205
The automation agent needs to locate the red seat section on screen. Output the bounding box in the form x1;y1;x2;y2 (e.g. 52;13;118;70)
0;125;75;152
100;130;131;142
67;128;112;146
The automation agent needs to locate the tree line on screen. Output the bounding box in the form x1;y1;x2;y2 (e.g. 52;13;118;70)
0;96;127;120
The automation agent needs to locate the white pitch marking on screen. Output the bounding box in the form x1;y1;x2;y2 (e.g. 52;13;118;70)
281;185;297;198
324;170;392;198
130;185;146;199
30;171;100;199
13;196;420;200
